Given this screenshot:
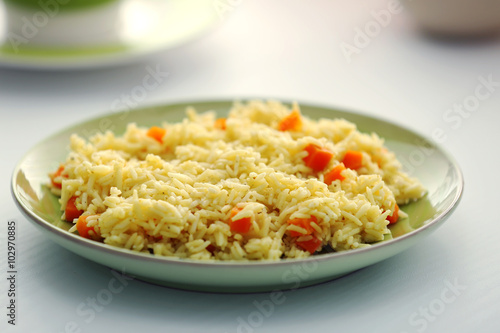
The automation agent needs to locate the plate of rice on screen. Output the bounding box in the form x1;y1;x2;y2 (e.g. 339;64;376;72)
11;100;463;292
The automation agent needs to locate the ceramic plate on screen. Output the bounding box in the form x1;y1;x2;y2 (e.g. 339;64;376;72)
11;100;463;293
0;0;220;70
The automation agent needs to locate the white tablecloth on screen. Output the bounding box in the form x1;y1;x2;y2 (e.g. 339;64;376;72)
1;1;499;332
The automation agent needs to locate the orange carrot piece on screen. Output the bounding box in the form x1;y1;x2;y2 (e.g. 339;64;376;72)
279;110;302;131
147;126;166;143
288;216;317;237
302;144;319;166
50;165;65;189
229;206;252;234
214;118;227;130
296;236;322;254
387;204;399;224
342;150;363;170
76;216;92;239
303;144;334;172
65;196;83;221
324;164;346;185
312;150;334;171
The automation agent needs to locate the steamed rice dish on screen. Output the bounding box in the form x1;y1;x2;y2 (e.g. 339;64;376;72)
49;101;426;260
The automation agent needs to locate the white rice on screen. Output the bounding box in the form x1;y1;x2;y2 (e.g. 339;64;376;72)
50;100;426;260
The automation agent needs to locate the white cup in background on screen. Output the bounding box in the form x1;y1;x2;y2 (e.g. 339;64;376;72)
402;0;500;38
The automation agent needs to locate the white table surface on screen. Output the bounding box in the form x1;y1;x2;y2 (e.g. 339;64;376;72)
1;1;500;332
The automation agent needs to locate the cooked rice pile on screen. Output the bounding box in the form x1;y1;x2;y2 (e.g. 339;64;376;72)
49;100;425;260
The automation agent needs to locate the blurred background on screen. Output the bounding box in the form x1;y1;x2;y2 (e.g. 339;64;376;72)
1;0;499;332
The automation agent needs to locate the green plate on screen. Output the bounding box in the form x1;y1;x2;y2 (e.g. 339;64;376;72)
11;100;463;292
0;0;219;70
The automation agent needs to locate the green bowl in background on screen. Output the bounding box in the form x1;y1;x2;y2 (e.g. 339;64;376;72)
4;0;119;11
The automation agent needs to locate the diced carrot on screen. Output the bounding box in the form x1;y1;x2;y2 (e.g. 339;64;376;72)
296;236;322;254
76;215;93;239
288;216;317;237
214;118;227;130
76;215;101;240
303;144;319;166
342;150;363;170
230;217;252;233
387;203;399;224
324;164;346;185
230;206;242;219
313;150;334;170
229;206;252;233
302;144;334;172
147;126;166;143
50;165;66;189
279;110;302;132
65;196;83;221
